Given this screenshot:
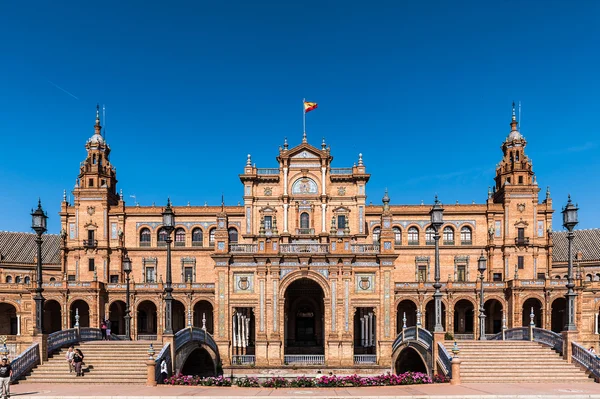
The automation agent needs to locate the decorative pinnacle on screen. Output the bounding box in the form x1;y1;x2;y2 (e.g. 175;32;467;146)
283;137;288;150
63;189;67;202
246;154;251;167
322;137;326;149
434;194;440;205
358;153;363;166
166;197;172;208
382;188;390;204
96;104;100;125
302;131;307;143
512;101;516;121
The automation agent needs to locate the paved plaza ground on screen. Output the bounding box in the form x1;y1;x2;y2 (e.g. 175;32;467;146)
8;382;600;399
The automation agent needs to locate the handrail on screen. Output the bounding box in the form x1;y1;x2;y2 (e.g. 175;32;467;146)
437;342;452;377
80;327;103;341
154;343;171;384
572;342;600;380
11;343;40;381
174;327;218;355
489;327;529;341
47;328;78;354
257;168;279;175
532;328;563;354
392;326;432;352
330;168;353;175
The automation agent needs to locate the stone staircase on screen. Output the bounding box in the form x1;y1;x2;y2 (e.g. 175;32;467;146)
444;341;592;383
20;341;157;384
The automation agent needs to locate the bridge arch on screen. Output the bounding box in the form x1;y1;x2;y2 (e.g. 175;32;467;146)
176;341;219;376
391;341;431;375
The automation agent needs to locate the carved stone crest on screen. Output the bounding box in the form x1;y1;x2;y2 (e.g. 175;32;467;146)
359;277;371;290
87;206;95;216
237;277;249;291
517;203;525;213
264;187;272;196
338;187;346;196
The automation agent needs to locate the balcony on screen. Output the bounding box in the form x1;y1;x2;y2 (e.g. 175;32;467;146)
354;354;377;364
408;240;419;246
515;237;530;246
443;240;455;245
351;244;379;254
295;228;315;235
229;244;258;253
461;240;473;246
330;168;353;175
191;241;203;247
280;243;329;253
256;168;279;175
174;241;185;247
140;241;151;247
83;239;98;249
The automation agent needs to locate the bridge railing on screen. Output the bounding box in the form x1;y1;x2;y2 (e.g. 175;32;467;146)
488;327;563;354
437;342;452;378
154;342;171;384
47;327;103;356
489;327;529;341
392;326;433;352
175;327;218;355
11;343;40;381
572;342;600;380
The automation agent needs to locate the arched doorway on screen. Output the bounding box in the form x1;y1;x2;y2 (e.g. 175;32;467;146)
70;300;90;328
397;300;417;333
522;298;542;327
551;297;567;333
137;301;158;335
180;347;216;377
44;300;62;333
425;300;446;332
484;299;503;334
453;300;474;336
284;278;325;355
173;300;186;333
394;347;427;374
109;300;126;336
0;303;17;335
193;301;214;334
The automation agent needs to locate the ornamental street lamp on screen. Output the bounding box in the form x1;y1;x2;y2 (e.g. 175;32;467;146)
562;195;579;331
429;195;444;332
477;252;487;340
162;199;175;335
31;199;48;335
123;253;132;340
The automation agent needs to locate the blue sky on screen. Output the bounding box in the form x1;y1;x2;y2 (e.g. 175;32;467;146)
0;0;598;234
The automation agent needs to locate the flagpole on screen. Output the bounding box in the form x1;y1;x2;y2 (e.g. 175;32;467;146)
303;98;306;134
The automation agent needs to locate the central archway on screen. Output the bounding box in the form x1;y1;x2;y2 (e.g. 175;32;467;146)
44;300;62;333
284;278;324;355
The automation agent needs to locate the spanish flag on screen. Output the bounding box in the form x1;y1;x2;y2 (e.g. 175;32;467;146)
304;101;318;113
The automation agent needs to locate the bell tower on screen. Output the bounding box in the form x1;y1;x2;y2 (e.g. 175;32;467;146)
492;102;538;203
74;105;119;205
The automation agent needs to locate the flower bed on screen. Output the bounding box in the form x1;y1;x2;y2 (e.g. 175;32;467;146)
164;372;434;387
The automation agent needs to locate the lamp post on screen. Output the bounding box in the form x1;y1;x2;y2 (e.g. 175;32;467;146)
162;199;175;335
429;196;444;332
31;199;48;335
123;253;132;340
477;252;487;340
562;195;578;331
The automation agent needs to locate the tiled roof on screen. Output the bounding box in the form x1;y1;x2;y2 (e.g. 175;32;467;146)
553;229;600;262
0;231;61;265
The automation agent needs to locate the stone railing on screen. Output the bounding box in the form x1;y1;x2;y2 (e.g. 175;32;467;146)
437;342;452;377
175;327;218;356
154;342;171;384
392;326;433;352
284;354;325;365
11;343;40;381
296;228;315;235
80;327;103;341
280;243;329;254
489;327;529;341
532;328;563;354
47;328;79;354
138;334;158;341
229;244;258;253
572;342;600;380
353;354;377;364
351;244;380;254
231;355;255;365
257;168;280;175
330;168;353;175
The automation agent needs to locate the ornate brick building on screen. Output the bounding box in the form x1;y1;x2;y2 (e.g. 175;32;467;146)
1;106;599;371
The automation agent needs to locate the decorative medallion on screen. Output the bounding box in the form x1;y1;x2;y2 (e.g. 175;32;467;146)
355;273;375;293
264;187;272;196
292;177;318;194
337;187;346;196
87;206;95;216
234;273;254;293
238;277;249;291
359;277;371;290
517;203;526;213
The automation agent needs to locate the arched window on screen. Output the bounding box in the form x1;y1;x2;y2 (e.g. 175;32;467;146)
175;228;186;247
140;228;151;246
408;227;419;245
460;226;473;245
24;276;31;284
300;212;310;229
373;227;381;244
425;226;435;245
228;227;238;243
192;228;203;247
393;227;402;245
443;226;454;245
157;228;168;246
209;228;216;245
15;276;21;284
5;276;12;283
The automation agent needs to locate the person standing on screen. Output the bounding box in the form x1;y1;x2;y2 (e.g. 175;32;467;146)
160;359;168;383
100;320;107;340
105;319;112;340
0;356;12;399
65;346;75;374
73;349;85;377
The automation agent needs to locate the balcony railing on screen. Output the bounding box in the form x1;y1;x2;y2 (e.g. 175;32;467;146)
280;243;329;253
174;241;185;247
296;228;315;235
354;354;377;364
443;240;455;245
231;355;255;365
83;239;98;248
284;354;325;365
140;241;151;247
330;168;353;175
461;240;473;245
425;240;435;245
515;237;530;246
192;241;203;247
257;168;279;175
229;244;258;253
351;244;380;254
408;240;419;246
